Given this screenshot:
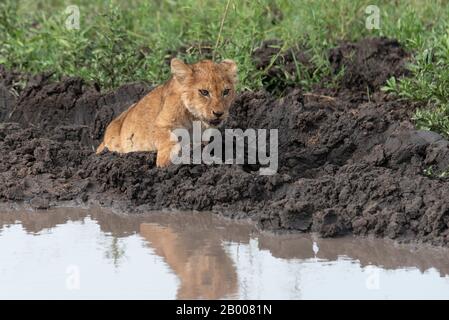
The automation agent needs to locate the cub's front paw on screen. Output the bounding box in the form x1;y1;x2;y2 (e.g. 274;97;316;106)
156;143;181;168
156;155;171;168
156;148;173;168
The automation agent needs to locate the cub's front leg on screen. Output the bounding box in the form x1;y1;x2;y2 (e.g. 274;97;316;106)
154;127;179;168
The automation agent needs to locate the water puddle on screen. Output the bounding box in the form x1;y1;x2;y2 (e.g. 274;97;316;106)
0;207;449;299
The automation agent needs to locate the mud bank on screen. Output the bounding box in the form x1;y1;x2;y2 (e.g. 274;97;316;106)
1;37;449;246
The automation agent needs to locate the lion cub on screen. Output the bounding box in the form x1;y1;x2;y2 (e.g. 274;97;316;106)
96;58;238;167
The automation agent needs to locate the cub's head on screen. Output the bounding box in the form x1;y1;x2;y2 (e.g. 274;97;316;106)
171;58;238;128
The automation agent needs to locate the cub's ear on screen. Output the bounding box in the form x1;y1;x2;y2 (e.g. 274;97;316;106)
220;59;238;83
171;58;192;82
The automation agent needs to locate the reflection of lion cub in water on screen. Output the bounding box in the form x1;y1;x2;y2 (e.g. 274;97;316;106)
96;58;238;167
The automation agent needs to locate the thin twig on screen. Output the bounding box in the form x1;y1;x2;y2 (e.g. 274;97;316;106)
303;92;336;102
213;0;232;60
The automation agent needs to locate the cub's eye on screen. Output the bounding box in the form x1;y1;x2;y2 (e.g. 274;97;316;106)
223;88;230;96
199;89;209;97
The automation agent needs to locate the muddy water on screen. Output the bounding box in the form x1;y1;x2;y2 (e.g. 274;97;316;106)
0;207;448;300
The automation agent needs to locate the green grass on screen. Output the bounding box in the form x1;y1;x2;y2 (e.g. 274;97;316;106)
1;0;449;136
383;25;449;137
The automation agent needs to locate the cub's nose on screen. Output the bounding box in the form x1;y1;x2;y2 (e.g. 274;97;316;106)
213;111;224;118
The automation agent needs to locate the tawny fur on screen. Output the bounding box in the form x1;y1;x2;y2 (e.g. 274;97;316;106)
96;58;238;167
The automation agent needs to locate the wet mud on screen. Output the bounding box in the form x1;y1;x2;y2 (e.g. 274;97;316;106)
1;37;449;246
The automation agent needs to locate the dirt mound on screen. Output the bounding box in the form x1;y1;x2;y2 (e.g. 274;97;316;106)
328;37;410;93
7;75;151;145
253;37;410;99
2;37;449;246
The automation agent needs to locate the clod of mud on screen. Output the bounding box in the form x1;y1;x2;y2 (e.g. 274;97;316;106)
2;37;449;246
